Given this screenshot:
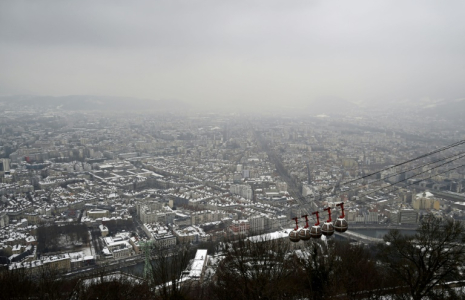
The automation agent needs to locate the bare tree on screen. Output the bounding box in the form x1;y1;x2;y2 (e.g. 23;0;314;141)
77;272;151;300
213;236;296;300
333;241;385;300
296;240;337;300
35;263;72;300
378;215;465;300
148;244;195;300
0;267;35;299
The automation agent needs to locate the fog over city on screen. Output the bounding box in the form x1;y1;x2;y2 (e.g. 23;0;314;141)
1;0;465;111
2;2;465;299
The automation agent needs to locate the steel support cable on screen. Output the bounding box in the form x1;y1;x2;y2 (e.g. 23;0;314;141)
352;150;465;189
358;153;465;200
259;136;465;228
316;150;465;204
254;124;464;189
367;162;465;202
338;139;465;187
305;140;465;202
295;152;465;224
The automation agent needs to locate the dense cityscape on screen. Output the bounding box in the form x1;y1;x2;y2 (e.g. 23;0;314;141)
2;1;465;299
1;97;465;298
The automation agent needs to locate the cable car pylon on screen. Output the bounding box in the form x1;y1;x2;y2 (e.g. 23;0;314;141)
299;215;311;241
310;211;322;239
289;217;300;242
334;202;348;232
322;207;335;236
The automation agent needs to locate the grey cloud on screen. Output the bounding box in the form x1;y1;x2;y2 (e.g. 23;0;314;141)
1;0;464;108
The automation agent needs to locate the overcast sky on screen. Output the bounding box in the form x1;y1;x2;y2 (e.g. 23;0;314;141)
1;0;464;108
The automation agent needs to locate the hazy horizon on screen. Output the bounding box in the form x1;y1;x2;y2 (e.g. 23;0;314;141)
1;1;465;109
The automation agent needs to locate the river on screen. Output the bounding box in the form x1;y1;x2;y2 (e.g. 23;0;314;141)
350;228;417;239
121;262;145;277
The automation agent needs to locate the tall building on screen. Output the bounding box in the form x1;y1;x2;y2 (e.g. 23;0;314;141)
366;211;379;223
229;220;250;236
276;181;288;192
412;192;440;210
248;215;265;234
140;205;175;225
230;184;253;200
0;212;9;228
0;158;10;175
399;209;418;224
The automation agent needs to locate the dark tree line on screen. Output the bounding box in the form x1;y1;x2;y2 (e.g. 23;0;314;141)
378;216;465;300
147;244;197;299
0;264;77;300
3;216;465;299
208;236;388;300
75;274;152;300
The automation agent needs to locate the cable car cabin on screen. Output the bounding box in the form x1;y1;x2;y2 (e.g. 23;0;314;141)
299;215;311;241
334;218;348;232
334;202;348;232
310;211;322;239
289;217;300;242
321;207;335;236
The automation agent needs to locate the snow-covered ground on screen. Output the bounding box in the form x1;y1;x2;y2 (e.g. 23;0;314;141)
81;244;93;257
80;271;143;287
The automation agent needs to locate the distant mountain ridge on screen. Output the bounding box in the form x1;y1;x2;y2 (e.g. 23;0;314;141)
0;95;191;111
304;96;359;115
422;98;465;120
